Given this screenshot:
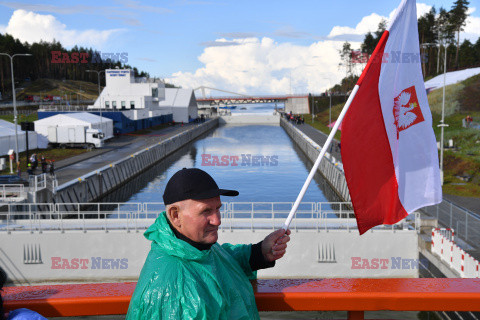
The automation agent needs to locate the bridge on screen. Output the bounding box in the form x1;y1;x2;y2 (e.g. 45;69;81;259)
194;86;310;113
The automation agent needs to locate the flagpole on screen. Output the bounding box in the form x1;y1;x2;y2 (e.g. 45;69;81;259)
283;84;360;230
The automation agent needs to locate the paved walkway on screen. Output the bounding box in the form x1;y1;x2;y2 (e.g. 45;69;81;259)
290;121;342;161
25;120;213;185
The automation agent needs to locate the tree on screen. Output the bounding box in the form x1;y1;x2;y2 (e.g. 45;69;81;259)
458;39;476;68
361;32;376;55
339;41;353;80
418;7;437;77
449;0;470;69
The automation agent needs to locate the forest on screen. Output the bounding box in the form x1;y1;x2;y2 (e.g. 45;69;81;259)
0;34;152;99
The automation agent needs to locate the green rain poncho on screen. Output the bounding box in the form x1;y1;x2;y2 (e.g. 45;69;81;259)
126;212;260;320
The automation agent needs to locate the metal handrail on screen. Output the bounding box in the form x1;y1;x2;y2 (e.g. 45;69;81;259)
0;202;418;234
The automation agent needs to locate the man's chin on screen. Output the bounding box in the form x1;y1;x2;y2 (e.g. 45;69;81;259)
204;231;218;244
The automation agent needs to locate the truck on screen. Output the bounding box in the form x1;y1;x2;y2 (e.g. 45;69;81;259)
47;126;104;149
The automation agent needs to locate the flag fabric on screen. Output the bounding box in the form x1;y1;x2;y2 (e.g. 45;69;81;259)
341;0;442;235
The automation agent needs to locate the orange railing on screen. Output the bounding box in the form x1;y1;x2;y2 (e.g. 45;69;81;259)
3;279;480;320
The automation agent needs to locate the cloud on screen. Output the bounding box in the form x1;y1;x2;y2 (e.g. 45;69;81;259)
2;9;122;48
462;7;480;42
274;26;311;39
108;15;142;26
200;38;244;47
0;1;93;14
218;32;260;39
138;57;157;62
328;3;432;41
114;0;171;14
168;36;360;95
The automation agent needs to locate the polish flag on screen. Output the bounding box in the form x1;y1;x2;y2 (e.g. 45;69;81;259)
341;0;442;235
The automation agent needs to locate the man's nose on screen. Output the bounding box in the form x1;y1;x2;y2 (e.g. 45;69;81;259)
209;211;221;226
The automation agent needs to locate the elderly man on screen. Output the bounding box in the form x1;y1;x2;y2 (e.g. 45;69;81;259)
126;168;290;320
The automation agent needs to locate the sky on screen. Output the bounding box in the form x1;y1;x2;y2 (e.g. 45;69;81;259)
1;0;480;96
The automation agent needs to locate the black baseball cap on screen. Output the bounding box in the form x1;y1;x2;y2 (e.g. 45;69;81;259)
163;168;239;205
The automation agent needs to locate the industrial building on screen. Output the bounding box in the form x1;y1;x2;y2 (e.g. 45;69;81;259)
159;88;198;123
38;69;199;133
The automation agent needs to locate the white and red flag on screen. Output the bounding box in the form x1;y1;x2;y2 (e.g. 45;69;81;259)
341;0;442;234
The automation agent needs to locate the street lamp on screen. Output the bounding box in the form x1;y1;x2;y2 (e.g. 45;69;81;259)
421;42;448;185
86;69;105;136
321;76;333;130
0;53;32;162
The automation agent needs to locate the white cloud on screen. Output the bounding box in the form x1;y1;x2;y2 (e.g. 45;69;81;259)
328;13;385;38
168;37;361;95
2;9;122;48
329;3;432;40
462;7;480;42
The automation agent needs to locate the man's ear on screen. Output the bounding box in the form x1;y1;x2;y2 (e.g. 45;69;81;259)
167;204;181;228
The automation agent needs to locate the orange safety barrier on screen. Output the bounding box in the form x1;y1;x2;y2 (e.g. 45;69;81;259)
3;279;480;320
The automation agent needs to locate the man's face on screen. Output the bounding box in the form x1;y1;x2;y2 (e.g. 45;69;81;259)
176;196;222;244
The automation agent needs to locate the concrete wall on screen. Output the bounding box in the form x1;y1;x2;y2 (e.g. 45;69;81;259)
42;119;218;204
219;114;280;124
284;97;309;114
0;227;418;284
280;117;350;201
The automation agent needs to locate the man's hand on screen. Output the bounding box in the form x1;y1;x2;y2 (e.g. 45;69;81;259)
261;229;291;262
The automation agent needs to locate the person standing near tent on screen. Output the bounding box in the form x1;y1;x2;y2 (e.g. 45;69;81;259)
41;156;47;174
126;168;291;320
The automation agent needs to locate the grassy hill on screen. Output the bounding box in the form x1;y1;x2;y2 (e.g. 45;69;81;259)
305;74;480;198
16;78;101;101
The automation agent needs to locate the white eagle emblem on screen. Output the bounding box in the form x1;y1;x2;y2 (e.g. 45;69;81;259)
393;86;424;139
393;91;417;130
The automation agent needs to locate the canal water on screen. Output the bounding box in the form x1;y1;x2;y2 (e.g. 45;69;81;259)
121;123;333;204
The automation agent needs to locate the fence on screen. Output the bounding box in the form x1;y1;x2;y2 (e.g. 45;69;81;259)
0;184;26;202
431;228;480;278
29;173;47;191
422;199;480;246
0;201;419;233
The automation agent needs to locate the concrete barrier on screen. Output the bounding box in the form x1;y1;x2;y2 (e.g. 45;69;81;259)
49;119;219;204
219;114;280;124
280;117;350;201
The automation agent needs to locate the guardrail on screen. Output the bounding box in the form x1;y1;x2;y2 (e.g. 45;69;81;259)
422;199;480;246
0;202;419;233
3;279;480;319
0;184;26;201
431;228;480;278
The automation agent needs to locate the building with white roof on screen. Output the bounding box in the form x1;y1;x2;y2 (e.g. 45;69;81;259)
159;88;198;123
88;69;172;122
0;120;38;157
34;113;113;148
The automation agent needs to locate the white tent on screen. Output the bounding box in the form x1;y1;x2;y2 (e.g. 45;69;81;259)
0;119;38;157
34;113;114;148
159;88;198;123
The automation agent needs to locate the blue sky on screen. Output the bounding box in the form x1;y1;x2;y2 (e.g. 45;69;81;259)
1;0;479;95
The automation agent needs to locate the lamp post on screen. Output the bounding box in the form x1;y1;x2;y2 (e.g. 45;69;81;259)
421;42;448;185
439;43;449;185
86;69;105;136
0;53;32;162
